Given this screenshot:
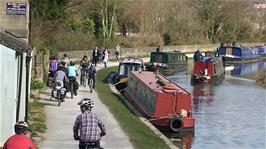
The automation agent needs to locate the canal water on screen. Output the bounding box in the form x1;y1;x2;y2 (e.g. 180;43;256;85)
167;61;266;149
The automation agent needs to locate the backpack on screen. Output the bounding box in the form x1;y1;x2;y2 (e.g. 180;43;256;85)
88;66;96;77
50;60;58;72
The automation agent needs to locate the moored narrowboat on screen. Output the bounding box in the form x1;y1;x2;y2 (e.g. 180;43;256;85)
146;51;188;76
217;46;260;63
191;55;224;84
255;46;266;60
124;71;195;132
114;57;144;91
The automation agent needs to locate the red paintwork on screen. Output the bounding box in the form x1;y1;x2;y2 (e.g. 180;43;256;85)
124;71;195;130
193;61;214;76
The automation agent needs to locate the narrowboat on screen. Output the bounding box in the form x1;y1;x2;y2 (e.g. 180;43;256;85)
124;71;195;132
113;57;144;91
146;51;188;76
191;55;224;84
255;46;266;60
217;46;260;63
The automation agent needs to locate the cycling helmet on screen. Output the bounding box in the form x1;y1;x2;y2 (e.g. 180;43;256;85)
70;61;75;66
61;61;66;66
78;98;94;110
14;121;31;134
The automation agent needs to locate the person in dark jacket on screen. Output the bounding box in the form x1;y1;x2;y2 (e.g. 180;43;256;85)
193;49;203;61
92;47;100;67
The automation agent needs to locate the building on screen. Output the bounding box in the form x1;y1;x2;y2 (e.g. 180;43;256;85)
0;30;32;146
0;0;29;41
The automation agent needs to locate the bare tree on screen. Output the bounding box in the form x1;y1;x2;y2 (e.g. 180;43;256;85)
88;0;124;43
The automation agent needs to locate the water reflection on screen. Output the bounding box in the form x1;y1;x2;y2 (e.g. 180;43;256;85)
167;61;266;149
192;84;214;112
225;61;266;79
164;131;195;149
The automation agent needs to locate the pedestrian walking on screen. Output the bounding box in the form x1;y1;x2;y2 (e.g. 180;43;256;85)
103;47;111;68
92;47;100;67
115;44;121;62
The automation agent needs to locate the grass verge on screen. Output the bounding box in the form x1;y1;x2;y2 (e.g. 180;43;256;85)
96;66;170;149
256;70;266;88
28;99;47;139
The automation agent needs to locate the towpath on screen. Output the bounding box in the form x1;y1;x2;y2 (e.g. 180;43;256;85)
39;60;137;149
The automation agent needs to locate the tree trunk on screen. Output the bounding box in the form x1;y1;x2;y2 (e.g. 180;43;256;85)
108;1;117;39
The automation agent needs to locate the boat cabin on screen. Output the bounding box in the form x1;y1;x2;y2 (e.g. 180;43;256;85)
114;57;144;91
192;56;224;84
147;51;188;76
125;71;195;132
217;46;260;63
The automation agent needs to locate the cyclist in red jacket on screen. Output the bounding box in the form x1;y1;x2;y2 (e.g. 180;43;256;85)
3;121;36;149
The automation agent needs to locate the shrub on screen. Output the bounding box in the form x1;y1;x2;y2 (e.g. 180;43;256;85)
31;79;44;90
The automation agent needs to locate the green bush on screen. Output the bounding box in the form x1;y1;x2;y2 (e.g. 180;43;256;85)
31;79;44;90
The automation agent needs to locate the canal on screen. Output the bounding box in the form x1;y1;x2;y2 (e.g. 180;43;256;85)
167;61;266;149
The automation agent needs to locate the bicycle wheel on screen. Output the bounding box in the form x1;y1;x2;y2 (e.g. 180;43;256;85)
70;82;74;99
57;91;61;106
83;75;87;87
89;78;93;93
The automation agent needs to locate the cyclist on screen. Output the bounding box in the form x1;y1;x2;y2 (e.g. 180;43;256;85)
80;55;89;84
67;61;78;95
87;64;96;89
3;121;36;149
61;54;70;67
49;56;58;77
73;98;106;149
54;66;68;86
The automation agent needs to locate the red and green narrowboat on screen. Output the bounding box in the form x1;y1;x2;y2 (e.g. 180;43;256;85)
124;71;195;132
191;56;224;84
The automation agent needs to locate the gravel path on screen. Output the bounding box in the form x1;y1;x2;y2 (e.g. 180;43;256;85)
39;61;136;149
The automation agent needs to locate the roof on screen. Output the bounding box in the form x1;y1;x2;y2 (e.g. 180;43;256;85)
0;29;32;54
120;57;143;65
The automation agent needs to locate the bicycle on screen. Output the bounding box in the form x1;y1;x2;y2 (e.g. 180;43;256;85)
69;77;75;99
50;80;66;106
80;68;87;87
88;77;94;93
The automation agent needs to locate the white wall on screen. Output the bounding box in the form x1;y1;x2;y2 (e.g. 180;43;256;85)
0;44;18;146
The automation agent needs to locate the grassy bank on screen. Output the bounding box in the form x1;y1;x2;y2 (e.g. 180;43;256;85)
28;99;46;141
96;66;170;149
256;70;266;88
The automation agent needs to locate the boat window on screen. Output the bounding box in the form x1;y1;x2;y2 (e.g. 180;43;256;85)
132;64;142;71
119;65;129;75
157;54;163;63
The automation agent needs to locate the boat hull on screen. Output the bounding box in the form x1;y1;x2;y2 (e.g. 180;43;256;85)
222;56;260;64
218;46;261;63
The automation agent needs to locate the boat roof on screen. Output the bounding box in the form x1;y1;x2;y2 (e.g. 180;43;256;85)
202;56;222;62
131;71;189;94
151;51;185;55
120;57;143;65
220;46;255;51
